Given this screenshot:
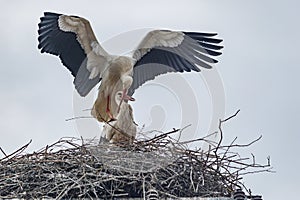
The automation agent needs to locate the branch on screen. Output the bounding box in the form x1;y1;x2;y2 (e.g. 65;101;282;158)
0;139;32;161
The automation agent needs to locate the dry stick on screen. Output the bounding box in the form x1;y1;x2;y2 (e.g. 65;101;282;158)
177;131;219;146
219;137;238;164
219;135;262;149
207;109;248;191
55;174;86;200
216;109;241;150
213;109;241;173
135;128;181;146
0;139;32;161
0;147;7;157
175;124;192;142
65;116;94;121
137;129;165;140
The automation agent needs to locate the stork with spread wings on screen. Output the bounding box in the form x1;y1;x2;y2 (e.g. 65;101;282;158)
37;12;223;122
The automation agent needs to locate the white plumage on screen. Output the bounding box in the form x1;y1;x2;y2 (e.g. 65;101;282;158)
102;91;137;144
91;56;135;122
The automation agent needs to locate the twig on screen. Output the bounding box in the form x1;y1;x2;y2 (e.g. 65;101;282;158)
221;109;241;123
216;109;241;150
0;147;7;157
65;116;94;121
0;139;32;161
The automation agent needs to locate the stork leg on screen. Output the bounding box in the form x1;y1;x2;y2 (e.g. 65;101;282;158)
117;89;135;113
106;95;116;121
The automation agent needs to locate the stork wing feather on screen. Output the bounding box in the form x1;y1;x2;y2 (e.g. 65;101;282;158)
128;30;223;96
38;12;112;96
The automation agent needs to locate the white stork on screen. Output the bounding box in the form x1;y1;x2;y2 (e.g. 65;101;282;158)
37;12;223;122
102;91;137;144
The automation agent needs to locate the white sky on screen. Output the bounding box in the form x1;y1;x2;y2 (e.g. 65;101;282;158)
1;1;299;199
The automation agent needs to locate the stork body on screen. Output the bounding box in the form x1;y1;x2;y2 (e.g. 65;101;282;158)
91;56;135;122
102;91;137;144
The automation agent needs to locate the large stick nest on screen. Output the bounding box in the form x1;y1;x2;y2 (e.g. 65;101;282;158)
0;111;271;199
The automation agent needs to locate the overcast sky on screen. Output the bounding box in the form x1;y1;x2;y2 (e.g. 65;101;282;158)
1;1;299;199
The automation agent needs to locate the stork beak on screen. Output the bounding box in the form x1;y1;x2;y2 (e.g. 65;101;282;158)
117;94;135;114
123;95;135;101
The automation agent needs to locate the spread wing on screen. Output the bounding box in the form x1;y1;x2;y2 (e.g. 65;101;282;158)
128;30;223;96
38;12;113;96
